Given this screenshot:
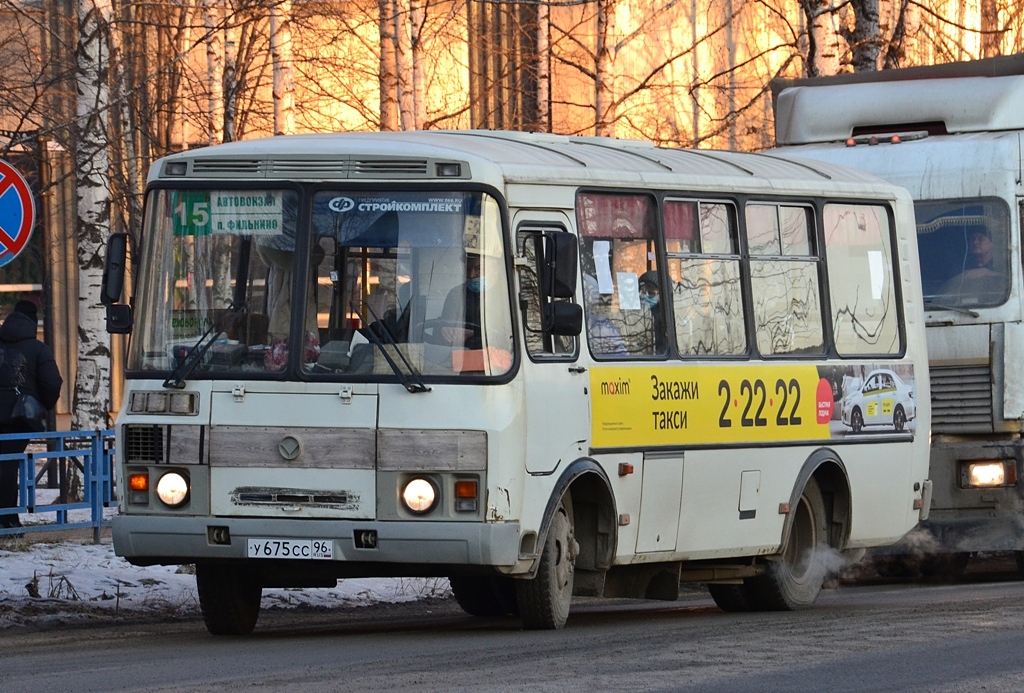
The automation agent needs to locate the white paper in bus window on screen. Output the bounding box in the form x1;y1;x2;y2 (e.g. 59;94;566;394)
617;272;641;310
868;250;884;299
594;240;614;294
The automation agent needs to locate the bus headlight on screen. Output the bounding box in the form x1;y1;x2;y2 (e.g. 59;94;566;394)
401;477;438;514
156;471;190;507
961;460;1016;488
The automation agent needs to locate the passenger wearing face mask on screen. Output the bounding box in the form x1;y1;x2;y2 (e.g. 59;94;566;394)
639;270;667;354
441;253;484;349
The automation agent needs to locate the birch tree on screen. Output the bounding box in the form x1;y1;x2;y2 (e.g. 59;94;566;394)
799;0;840;76
270;0;295;135
73;0;113;440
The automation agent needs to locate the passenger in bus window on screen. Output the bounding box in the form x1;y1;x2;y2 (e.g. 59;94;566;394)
440;253;484;349
639;271;666;353
583;274;627;356
257;240;323;370
939;228;1005;301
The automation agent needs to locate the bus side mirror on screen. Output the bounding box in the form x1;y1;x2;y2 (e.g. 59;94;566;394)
545;301;583;336
101;232;134;334
542;232;578;299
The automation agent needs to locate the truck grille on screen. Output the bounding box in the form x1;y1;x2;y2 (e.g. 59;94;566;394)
124;425;165;463
930;364;993;434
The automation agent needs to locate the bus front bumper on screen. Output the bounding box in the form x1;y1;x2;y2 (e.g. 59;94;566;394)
112;515;522;569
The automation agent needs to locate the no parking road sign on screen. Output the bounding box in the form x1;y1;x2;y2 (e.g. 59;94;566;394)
0;159;35;268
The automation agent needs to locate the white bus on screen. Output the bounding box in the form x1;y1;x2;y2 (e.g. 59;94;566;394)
104;131;931;634
772;56;1024;574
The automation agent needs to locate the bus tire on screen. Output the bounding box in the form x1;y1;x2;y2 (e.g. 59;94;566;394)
517;493;577;629
851;408;864;434
196;563;262;635
893;406;906;432
749;479;828;611
449;576;519;617
708;583;757;612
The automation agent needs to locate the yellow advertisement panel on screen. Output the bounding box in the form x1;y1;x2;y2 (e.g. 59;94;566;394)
590;363;916;448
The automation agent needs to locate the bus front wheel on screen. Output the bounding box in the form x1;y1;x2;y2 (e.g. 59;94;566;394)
517;493;577;629
196;563;262;635
749;478;828;610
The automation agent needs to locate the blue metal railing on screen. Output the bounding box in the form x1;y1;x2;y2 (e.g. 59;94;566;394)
0;430;115;542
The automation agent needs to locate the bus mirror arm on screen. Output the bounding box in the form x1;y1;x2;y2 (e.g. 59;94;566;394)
101;232;134;334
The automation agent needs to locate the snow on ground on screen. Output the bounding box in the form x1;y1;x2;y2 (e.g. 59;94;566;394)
0;491;450;628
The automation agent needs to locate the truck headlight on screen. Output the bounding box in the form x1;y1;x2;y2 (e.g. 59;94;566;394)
961;460;1016;488
156;471;190;507
401;477;438;514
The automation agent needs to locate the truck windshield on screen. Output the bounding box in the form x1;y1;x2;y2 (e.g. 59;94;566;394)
916;197;1010;309
128;188;515;380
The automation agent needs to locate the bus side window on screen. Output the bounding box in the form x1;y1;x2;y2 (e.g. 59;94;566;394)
746;203;825;356
576;192;666;358
823;203;900;356
665;199;746;356
517;228;576;358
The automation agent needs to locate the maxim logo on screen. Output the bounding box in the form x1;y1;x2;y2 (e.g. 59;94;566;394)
600;379;631;396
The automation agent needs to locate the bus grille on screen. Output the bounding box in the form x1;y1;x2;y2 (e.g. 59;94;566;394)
191;159;263;175
124;425;165;463
930;364;993;434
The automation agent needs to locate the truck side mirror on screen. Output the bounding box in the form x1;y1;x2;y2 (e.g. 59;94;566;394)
101;232;134;334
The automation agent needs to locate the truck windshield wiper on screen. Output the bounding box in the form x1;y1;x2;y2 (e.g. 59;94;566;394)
356;300;430;394
923;300;979;318
163;301;249;389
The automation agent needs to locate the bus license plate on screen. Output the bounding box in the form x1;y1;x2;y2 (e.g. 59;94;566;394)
247;538;334;560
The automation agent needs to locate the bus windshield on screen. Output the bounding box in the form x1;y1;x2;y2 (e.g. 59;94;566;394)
916;197;1011;309
128;188;514;380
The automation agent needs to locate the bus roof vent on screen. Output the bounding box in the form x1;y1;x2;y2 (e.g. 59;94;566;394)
352;158;429;178
191;158;264;176
268;159;352;178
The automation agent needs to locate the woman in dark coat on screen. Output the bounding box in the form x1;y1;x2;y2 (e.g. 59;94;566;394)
0;300;63;529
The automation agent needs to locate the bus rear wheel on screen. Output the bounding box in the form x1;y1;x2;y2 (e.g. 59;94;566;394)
749;479;829;610
517;494;577;629
449;576;519;617
196;563;262;635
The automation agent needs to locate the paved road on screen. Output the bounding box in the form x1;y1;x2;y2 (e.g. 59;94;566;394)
2;566;1024;692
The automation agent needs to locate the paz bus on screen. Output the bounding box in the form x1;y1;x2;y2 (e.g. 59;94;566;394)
772;55;1024;574
103;130;930;633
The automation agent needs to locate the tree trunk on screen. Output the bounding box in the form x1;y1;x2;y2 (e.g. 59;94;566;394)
801;0;840;77
270;0;296;136
74;0;114;447
411;0;426;129
981;0;1002;58
394;0;415;130
845;0;881;71
379;0;399;131
536;0;550;132
223;18;238;143
203;0;224;145
595;0;615;137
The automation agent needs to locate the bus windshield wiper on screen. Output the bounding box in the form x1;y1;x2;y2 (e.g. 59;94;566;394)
163;301;249;389
356;300;430;394
923;300;979;318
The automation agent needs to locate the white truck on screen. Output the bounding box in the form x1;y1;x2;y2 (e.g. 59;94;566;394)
772;55;1024;573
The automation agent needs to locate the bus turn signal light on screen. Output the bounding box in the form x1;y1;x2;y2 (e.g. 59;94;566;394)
128;472;149;505
454;479;478;512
